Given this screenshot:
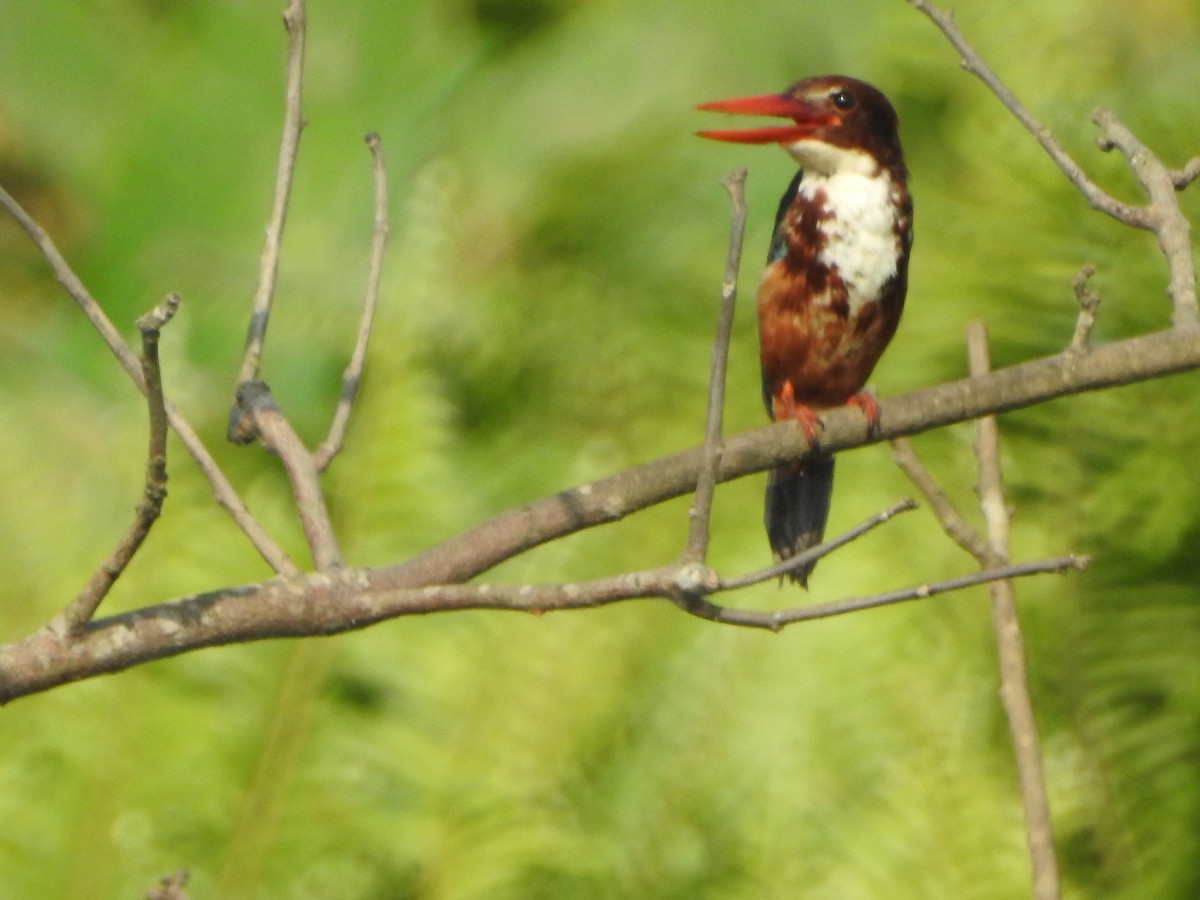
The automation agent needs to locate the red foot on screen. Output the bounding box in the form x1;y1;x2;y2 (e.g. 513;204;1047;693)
847;391;881;432
773;381;822;444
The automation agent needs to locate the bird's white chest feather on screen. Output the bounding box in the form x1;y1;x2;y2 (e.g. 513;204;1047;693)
798;170;901;314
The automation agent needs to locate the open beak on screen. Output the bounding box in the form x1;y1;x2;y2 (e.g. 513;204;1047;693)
696;92;835;144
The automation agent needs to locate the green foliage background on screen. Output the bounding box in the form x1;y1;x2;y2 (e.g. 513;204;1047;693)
1;1;1198;897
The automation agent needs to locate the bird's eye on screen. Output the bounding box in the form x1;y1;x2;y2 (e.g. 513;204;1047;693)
831;90;855;111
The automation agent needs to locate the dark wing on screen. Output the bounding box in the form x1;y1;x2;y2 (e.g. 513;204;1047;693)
766;169;805;264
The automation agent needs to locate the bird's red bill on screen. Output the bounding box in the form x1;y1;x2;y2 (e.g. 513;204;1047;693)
695;92;834;144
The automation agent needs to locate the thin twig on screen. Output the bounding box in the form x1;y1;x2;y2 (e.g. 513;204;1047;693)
890;436;994;561
54;294;180;634
682;167;748;565
235;0;308;386
1069;263;1101;353
968;322;1061;900
0;185;297;575
314;132;390;472
230;382;343;570
717;498;916;590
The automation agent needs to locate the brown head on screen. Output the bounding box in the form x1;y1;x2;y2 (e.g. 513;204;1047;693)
697;75;906;177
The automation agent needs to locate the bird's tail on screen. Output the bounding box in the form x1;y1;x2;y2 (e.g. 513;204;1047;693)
764;454;835;587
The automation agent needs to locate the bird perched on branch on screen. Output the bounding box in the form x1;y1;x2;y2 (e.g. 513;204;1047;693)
698;75;912;585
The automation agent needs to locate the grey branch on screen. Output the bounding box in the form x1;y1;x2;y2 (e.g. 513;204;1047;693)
0;268;1146;704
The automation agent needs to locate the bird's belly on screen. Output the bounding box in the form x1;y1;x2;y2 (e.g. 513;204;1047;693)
758;275;899;413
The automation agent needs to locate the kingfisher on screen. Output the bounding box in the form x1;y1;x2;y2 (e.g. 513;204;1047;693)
698;75;912;585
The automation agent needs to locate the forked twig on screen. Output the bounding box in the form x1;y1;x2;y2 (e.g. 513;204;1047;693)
230;382;343;570
902;10;1193;885
908;0;1141;225
1092;109;1199;327
909;0;1199;327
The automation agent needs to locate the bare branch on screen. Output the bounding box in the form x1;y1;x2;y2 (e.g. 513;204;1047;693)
0;546;1089;704
683;167;748;566
314;132;390;472
230;382;343;570
235;0;308;387
968;323;1061;900
390;326;1200;589
54;294;180;634
0;185;297;575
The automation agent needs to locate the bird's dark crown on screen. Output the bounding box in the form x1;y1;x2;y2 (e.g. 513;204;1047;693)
780;75;905;173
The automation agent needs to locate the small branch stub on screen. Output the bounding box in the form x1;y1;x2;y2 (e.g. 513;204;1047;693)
1069;264;1101;353
227;380;275;445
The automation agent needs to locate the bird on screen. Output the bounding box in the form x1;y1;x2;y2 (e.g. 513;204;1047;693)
697;75;913;585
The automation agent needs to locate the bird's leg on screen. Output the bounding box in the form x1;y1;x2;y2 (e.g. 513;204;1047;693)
773;380;823;445
847;390;881;433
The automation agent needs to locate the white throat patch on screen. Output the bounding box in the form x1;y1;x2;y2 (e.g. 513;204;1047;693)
784;139;877;177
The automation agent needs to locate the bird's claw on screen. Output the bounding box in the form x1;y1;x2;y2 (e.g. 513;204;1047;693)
774;381;824;445
847;391;881;434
